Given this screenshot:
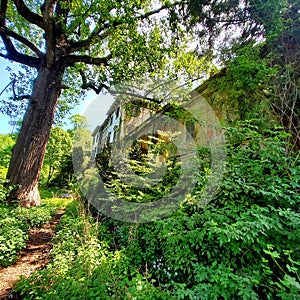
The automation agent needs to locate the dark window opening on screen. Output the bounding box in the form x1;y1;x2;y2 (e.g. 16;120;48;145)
186;121;195;140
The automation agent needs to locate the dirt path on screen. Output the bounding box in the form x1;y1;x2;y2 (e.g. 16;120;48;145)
0;209;64;299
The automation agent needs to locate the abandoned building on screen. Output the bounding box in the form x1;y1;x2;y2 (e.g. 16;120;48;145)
91;79;228;162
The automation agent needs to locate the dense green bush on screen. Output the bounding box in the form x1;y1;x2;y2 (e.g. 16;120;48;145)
0;203;57;267
96;132;183;205
0;134;16;203
0;177;9;203
0;222;27;267
96;123;300;299
0;134;15;169
14;123;300;299
14;200;172;299
0;166;14;203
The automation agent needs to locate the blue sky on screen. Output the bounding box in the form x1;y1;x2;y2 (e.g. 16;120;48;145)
0;58;114;134
0;59;17;134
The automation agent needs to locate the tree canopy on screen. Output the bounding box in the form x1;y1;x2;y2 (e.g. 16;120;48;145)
0;0;205;206
0;0;299;206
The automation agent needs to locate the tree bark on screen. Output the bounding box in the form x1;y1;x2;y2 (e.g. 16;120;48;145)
7;64;64;207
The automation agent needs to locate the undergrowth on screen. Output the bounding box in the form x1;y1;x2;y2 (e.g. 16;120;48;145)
14;200;172;299
14;123;300;299
0;202;57;267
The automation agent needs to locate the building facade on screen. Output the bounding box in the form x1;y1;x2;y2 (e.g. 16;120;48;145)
91;81;227;161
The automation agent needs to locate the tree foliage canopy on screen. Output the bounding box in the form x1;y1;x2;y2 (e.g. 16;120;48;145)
1;0;202;96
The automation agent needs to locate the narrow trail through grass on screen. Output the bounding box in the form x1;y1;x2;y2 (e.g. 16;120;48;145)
0;209;65;299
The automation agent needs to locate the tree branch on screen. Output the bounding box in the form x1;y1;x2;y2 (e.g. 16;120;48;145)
112;91;161;104
80;69;108;94
0;51;40;68
13;0;45;29
80;69;161;104
12;94;32;101
0;78;13;97
0;34;40;68
68;1;186;54
135;1;185;22
0;0;40;67
10;77;32;101
65;53;112;67
66;3;94;35
68;26;110;54
40;0;57;16
0;26;43;58
0;0;8;24
55;0;69;27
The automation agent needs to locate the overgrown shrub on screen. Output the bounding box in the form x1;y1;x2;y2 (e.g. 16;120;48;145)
0;203;57;267
0;134;15;168
96;123;300;299
14;200;172;299
0;178;9;203
14;123;300;299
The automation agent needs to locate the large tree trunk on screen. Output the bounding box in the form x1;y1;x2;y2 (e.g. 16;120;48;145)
7;64;63;207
